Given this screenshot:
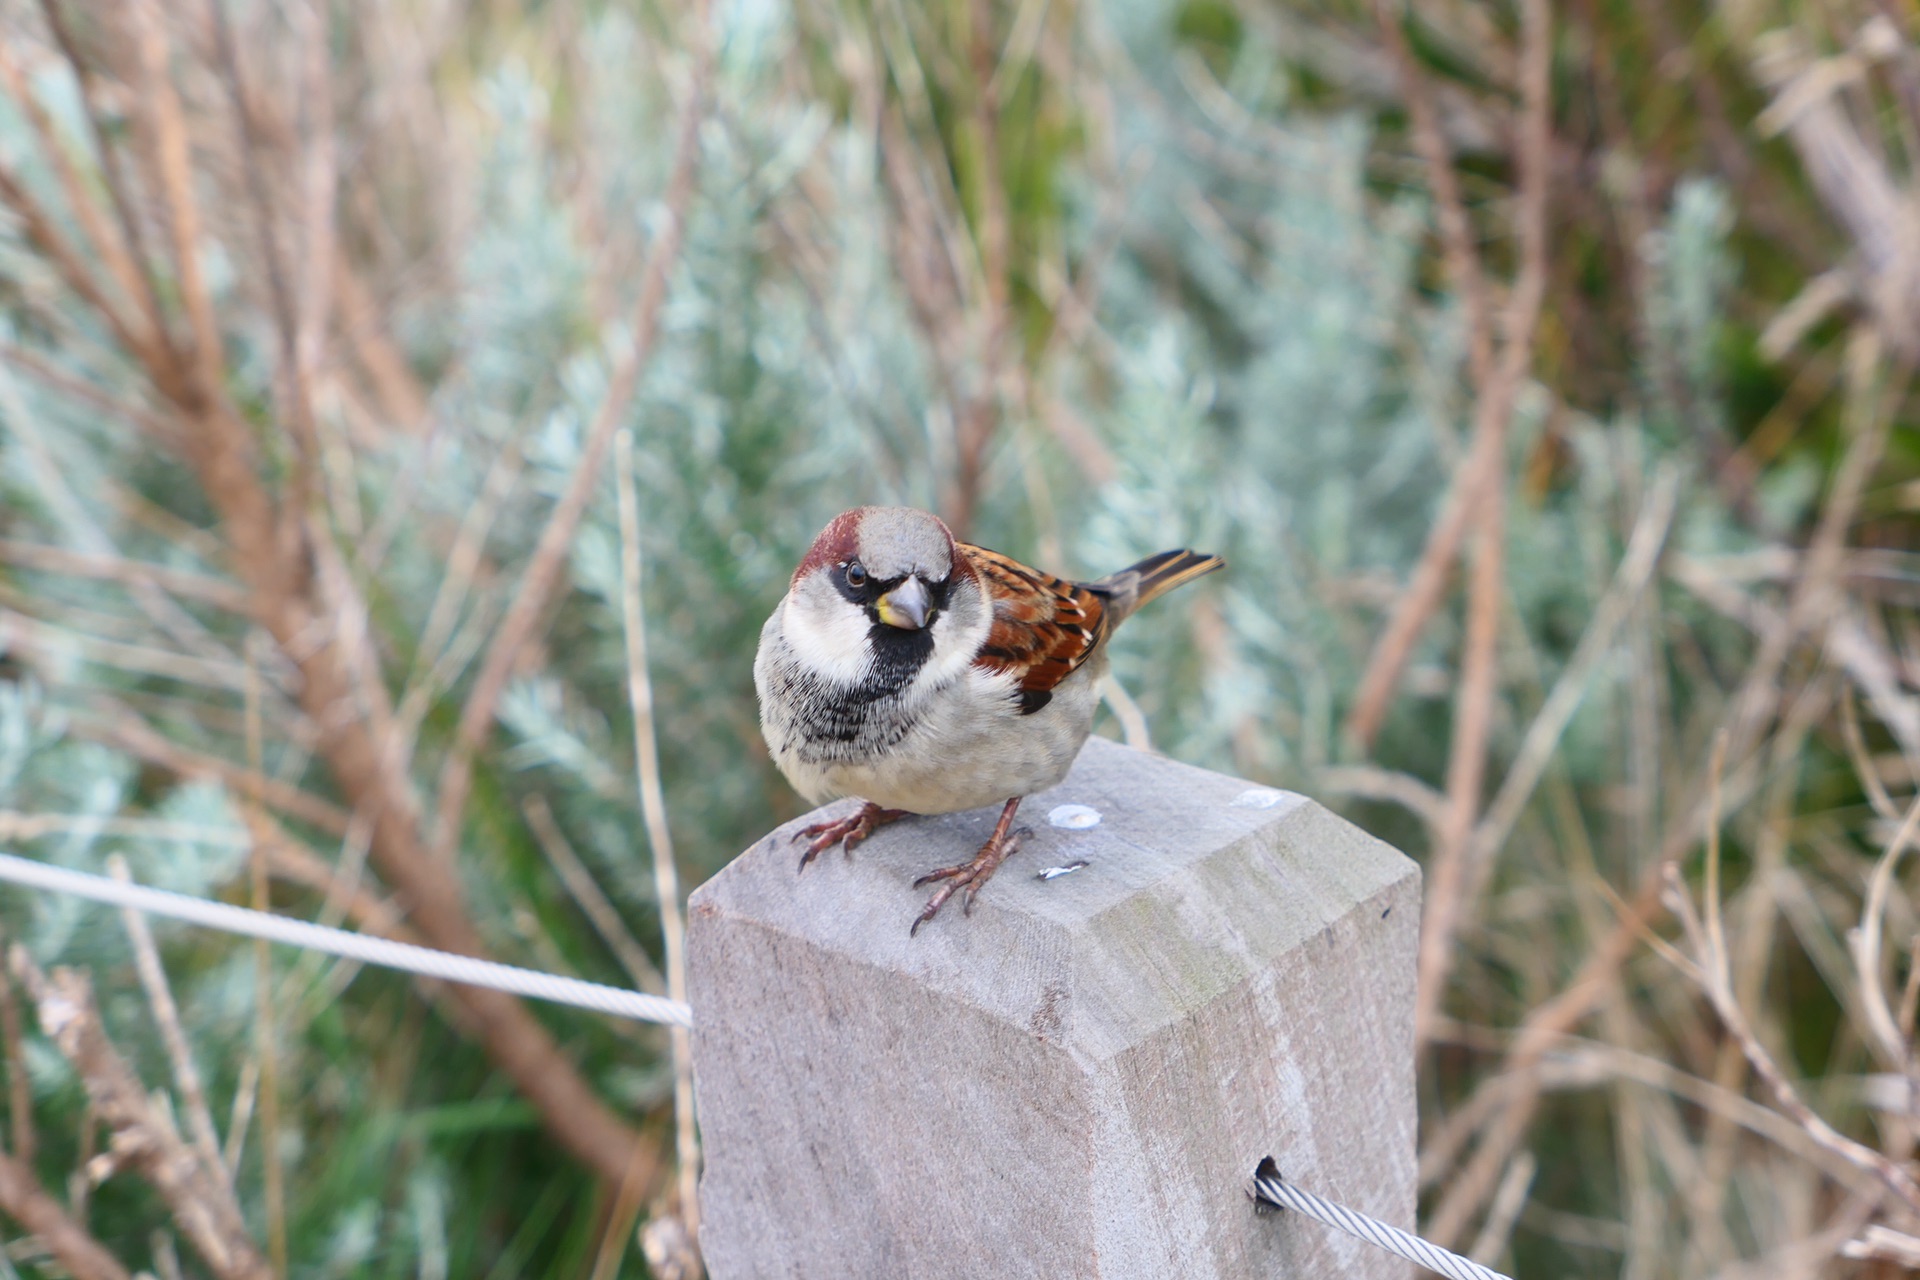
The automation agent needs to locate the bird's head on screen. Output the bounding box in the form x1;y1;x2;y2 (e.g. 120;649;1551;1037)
781;507;987;691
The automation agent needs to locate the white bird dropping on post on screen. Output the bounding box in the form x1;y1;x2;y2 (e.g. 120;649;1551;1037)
1047;803;1102;829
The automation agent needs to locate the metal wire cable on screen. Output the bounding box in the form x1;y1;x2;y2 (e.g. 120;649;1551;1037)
0;851;693;1028
1252;1158;1512;1280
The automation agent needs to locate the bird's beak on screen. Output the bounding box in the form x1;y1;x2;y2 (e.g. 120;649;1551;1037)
875;576;932;630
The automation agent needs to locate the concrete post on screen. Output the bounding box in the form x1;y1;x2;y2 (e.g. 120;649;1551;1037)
687;737;1420;1278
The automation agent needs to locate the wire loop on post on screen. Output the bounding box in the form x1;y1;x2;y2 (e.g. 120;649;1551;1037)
0;851;693;1028
1251;1157;1512;1280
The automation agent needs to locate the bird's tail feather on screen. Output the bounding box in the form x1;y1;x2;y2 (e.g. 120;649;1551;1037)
1090;549;1225;625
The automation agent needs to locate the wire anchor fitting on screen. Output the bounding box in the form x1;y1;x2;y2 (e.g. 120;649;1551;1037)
1251;1157;1513;1280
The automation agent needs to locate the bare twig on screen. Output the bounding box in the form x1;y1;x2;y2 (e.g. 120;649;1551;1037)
242;651;287;1277
1318;764;1448;834
1099;677;1153;752
12;951;273;1280
0;540;248;613
1466;1151;1534;1266
123;0;226;400
221;1056;258;1177
0;40;145;341
0;609;253;693
0;343;176;444
0;164;149;368
1463;468;1682;894
1667;849;1920;1212
1842;1224;1920;1265
35;0;176;364
1415;0;1555;1049
1848;792;1920;1071
522;795;667;997
0;1149;132;1280
943;0;1014;539
67;709;352;838
612;427;697;1262
106;857;231;1197
1368;0;1494;388
1343;0;1509;749
1424;739;1765;1245
207;0;322;502
0;944;30;1165
331;255;428;431
433;19;713;866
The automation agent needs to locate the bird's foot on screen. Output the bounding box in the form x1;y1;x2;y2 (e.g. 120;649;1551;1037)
909;798;1028;935
793;801;906;872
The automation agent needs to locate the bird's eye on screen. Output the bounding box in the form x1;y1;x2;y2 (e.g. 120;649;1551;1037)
844;561;868;589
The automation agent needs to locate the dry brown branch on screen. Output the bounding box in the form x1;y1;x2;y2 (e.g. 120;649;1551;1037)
1425;334;1907;1241
1840;686;1901;821
1368;0;1494;387
68;708;352;837
240;652;287;1278
1424;743;1767;1245
1842;1224;1920;1264
0;163;150;367
1666;838;1920;1212
0;609;252;693
0;39;145;340
613;428;698;1264
104;861;226;1195
944;0;1014;540
11;951;272;1280
1750;31;1920;353
0;539;249;613
35;0;176;364
208;0;321;501
1848;793;1920;1072
0;342;177;444
1342;0;1510;750
433;16;713;868
1429;1019;1901;1196
1415;0;1555;1049
123;0;226;401
0;944;30;1166
1317;764;1448;833
1465;1150;1533;1266
0;1148;132;1280
1462;468;1682;899
331;255;428;431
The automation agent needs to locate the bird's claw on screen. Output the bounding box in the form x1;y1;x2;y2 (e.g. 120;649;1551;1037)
908;826;1028;935
793;803;903;872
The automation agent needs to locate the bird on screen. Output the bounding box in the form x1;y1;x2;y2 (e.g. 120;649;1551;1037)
754;505;1223;934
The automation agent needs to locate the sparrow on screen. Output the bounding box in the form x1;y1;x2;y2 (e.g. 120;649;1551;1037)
754;506;1223;933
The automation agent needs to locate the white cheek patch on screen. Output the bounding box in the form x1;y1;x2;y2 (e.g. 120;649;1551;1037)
781;594;874;687
910;608;983;689
901;581;991;697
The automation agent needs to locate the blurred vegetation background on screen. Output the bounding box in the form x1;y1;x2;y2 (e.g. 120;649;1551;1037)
0;0;1915;1274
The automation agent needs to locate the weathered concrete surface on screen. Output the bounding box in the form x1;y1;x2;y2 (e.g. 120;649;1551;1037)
688;736;1419;1278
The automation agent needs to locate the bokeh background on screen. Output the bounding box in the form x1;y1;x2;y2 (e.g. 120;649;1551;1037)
0;0;1916;1274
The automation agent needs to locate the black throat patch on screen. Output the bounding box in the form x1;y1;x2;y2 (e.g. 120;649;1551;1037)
865;622;935;696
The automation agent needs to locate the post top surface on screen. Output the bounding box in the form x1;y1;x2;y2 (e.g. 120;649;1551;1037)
693;737;1417;1056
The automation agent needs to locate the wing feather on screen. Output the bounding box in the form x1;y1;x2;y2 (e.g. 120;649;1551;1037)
961;544;1110;712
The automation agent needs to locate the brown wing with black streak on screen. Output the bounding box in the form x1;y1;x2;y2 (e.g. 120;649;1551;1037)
961;543;1111;716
